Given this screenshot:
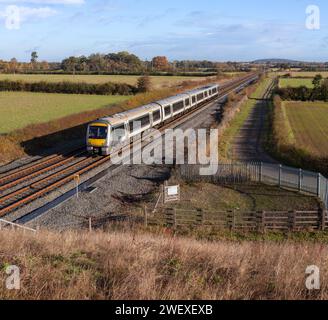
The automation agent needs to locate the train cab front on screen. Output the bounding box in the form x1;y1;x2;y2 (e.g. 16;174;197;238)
87;122;110;156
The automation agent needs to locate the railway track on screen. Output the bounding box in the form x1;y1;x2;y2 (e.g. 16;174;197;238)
0;73;258;218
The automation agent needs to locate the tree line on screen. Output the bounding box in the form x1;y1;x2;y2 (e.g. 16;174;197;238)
0;51;250;75
276;75;328;101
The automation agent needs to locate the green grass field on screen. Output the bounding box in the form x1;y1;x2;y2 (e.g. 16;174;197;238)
164;183;319;212
287;72;328;78
0;74;210;88
272;71;328;78
283;101;328;156
0;92;129;134
279;78;314;88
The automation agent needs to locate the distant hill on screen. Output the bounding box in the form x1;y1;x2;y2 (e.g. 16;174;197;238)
252;59;303;64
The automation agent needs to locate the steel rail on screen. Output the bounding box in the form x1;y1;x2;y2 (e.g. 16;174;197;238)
0;148;84;186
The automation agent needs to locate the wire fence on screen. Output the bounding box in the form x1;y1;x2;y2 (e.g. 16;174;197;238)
178;162;328;209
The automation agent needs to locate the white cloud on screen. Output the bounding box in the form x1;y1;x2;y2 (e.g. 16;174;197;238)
0;0;84;4
18;6;57;20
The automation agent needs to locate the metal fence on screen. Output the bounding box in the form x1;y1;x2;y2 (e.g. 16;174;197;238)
178;162;328;209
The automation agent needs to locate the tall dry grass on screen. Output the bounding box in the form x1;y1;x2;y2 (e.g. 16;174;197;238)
0;229;327;300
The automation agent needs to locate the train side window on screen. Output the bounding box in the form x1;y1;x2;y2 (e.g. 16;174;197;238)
164;106;171;117
130;114;150;132
192;96;196;103
173;101;184;113
197;93;204;100
112;125;125;141
185;98;190;106
153;110;161;122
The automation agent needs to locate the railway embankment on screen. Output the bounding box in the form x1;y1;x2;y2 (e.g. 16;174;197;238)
2;228;328;300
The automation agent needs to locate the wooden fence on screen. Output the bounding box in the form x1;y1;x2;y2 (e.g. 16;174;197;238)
145;207;328;232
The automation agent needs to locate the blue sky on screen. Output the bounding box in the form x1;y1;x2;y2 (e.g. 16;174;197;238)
0;0;327;62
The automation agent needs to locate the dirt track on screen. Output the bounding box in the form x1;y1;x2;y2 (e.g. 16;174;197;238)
231;80;277;163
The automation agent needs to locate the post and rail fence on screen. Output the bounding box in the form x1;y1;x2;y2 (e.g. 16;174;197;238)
144;207;328;232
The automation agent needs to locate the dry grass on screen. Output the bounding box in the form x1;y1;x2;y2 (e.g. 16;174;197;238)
0;229;327;300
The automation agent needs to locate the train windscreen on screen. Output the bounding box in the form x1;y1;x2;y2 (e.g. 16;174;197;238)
89;126;108;139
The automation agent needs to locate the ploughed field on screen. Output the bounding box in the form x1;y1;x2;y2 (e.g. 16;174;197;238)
279;78;314;88
0;92;129;134
0;74;209;88
283;101;328;156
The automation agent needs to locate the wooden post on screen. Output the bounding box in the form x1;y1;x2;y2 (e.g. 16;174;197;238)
144;206;148;227
261;211;266;233
89;217;92;232
259;162;263;183
232;210;236;232
320;207;325;231
173;208;177;230
289;211;296;232
197;209;204;226
0;221;2;231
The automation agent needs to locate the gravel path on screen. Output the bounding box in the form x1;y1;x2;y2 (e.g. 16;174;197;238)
231;80;277;163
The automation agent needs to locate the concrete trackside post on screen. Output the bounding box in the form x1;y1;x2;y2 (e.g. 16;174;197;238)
317;173;321;198
279;165;282;187
260;162;263;183
298;169;303;192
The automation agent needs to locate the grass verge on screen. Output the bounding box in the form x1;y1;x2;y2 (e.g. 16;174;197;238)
1;229;328;299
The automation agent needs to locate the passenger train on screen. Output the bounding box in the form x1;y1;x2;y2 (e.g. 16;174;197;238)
86;82;228;155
